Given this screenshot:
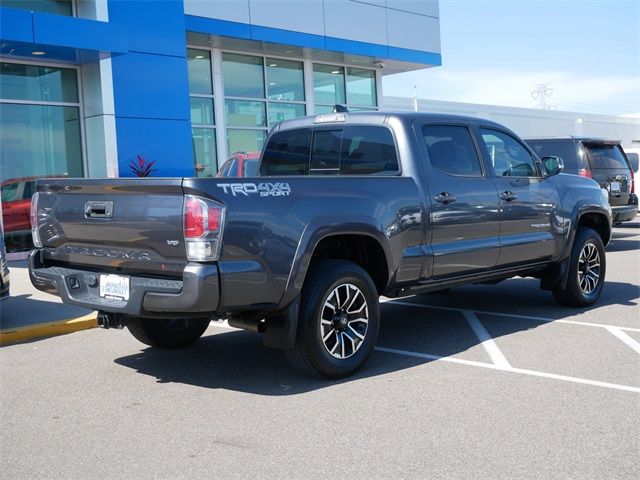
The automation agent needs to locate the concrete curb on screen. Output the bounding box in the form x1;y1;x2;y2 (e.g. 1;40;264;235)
0;314;98;346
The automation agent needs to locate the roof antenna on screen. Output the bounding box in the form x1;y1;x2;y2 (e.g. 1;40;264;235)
333;104;349;113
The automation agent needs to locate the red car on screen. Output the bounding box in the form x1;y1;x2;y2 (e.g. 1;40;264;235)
1;177;37;252
1;176;68;252
216;151;261;177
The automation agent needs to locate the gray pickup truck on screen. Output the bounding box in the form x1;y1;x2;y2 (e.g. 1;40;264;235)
29;112;612;378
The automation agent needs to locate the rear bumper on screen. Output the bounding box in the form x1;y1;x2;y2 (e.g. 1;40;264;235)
28;250;220;316
612;194;638;223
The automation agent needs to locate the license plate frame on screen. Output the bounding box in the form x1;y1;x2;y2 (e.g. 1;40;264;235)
610;181;621;193
99;274;130;301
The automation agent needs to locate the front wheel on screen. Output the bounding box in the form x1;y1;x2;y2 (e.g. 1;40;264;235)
285;260;380;378
552;227;606;307
127;317;210;349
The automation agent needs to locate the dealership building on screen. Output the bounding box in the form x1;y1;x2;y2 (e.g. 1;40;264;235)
0;0;442;182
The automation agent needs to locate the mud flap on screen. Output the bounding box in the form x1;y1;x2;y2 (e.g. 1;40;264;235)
540;257;570;291
263;297;300;350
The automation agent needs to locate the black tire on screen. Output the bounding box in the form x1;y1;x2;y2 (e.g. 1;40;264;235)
552;227;606;307
284;260;380;379
127;317;210;349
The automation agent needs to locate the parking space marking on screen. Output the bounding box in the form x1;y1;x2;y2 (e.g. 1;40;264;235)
605;326;640;355
384;299;640;332
462;310;511;368
375;346;640;394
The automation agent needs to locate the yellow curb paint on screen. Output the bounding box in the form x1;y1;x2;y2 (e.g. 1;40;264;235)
0;314;98;346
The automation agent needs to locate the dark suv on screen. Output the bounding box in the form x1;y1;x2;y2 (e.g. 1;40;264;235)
525;137;638;224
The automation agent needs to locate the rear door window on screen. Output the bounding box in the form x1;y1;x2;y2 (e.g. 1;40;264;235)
422;125;483;176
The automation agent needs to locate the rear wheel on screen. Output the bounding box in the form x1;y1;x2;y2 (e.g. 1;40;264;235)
285;260;380;378
127;317;210;349
552;227;606;307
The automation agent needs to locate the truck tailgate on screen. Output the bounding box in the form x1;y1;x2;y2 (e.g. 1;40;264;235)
35;178;187;275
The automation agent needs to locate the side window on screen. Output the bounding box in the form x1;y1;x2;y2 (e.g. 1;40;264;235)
341;126;399;175
260;128;312;175
480;129;539;177
311;130;342;174
422;125;483;177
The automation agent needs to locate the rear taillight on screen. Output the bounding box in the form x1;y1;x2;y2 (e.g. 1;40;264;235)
30;192;42;248
577;168;592;179
183;195;225;262
630;168;635;194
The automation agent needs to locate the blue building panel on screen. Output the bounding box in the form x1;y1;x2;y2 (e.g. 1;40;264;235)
387;46;441;66
115;117;195;177
0;7;33;43
111;52;190;120
107;0;188;57
32;13;128;54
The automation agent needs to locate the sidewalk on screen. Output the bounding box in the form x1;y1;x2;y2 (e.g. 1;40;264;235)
0;261;96;345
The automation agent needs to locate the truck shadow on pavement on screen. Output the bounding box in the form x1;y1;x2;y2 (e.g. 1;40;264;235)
1;294;91;330
113;278;638;395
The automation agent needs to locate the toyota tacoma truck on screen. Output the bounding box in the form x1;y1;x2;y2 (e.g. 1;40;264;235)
29;112;612;378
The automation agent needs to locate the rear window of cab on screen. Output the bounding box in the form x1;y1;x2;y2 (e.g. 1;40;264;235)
259;125;399;176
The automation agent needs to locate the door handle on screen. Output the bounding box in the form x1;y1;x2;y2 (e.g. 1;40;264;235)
499;191;518;202
434;192;457;205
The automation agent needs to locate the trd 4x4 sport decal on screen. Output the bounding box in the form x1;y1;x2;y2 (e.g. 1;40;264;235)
216;182;291;197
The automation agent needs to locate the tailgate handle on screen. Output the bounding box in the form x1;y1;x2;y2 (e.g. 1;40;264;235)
84;201;113;218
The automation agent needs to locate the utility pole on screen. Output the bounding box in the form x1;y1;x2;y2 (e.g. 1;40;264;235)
531;83;556;110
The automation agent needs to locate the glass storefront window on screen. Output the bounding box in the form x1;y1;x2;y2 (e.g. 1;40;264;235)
268;102;305;126
190;97;214;125
0;103;82;180
313;64;346;107
0;0;73;16
0;63;78;103
227;129;265;155
346;68;376;108
313;64;377;112
266;58;304;102
225;99;266;128
187;49;212;95
192;128;218;177
222;53;264;99
188;49;217;176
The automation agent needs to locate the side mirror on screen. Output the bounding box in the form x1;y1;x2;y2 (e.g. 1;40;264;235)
542;156;564;176
627;152;639;173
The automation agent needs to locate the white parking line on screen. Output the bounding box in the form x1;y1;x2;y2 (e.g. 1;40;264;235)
383;299;640;332
462;310;511;368
605;326;640;355
375;346;640;394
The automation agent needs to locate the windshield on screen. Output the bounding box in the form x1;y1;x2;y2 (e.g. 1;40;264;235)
584;144;629;170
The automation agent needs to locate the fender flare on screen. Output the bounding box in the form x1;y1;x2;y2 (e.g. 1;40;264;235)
277;215;394;311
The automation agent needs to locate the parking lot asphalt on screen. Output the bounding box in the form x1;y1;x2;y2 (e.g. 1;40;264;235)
1;222;638;479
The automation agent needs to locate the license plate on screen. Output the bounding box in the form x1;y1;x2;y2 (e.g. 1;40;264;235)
99;274;130;301
610;181;621;192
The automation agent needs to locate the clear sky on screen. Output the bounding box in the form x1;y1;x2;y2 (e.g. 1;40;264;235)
382;0;640;116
